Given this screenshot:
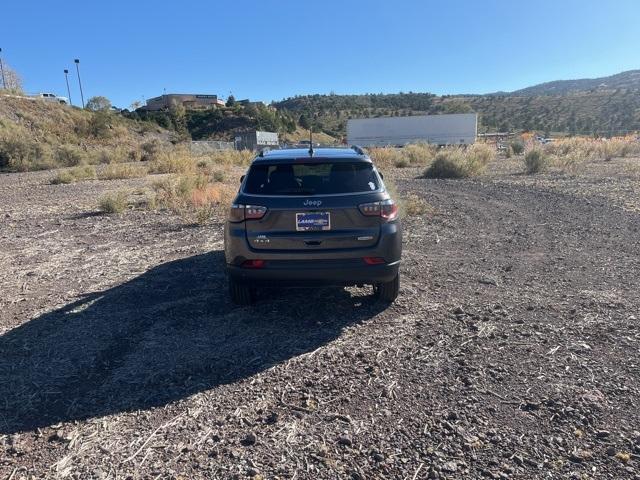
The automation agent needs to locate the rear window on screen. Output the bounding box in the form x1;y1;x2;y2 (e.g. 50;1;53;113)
243;161;380;195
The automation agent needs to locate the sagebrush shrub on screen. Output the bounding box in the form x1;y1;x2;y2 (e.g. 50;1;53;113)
141;139;162;162
55;145;86;166
98;191;128;214
0;135;54;171
404;194;433;216
422;145;492;179
524;149;548;174
423;150;468;178
51;165;96;183
510;141;525;155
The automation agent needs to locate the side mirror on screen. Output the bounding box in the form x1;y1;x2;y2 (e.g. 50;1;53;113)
240;175;245;183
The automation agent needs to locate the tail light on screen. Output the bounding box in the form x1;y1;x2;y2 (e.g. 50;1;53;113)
358;199;398;222
363;256;385;265
245;205;267;219
241;259;265;268
229;204;267;222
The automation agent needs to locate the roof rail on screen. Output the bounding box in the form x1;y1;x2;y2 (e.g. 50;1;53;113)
350;145;365;155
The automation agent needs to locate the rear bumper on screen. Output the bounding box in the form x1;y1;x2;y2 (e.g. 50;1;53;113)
224;219;402;286
227;259;400;286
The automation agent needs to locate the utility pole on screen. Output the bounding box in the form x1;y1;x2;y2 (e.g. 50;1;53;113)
74;59;85;108
63;69;73;106
0;48;6;90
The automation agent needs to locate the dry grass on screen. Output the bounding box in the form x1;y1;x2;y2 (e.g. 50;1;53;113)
524;148;549;174
140;139;163;162
383;177;434;218
368;143;437;169
50;165;96;184
98;190;129;214
404;193;434;217
598;138;640;161
149;148;253;175
0;96;170;172
150;173;236;224
537;137;640;173
97;163;148;180
54;144;86;167
143;148;252;223
403;143;439;165
148;150;196;175
423;144;494;179
368;147;403;169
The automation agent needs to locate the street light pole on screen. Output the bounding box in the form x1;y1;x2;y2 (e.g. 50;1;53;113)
74;59;85;108
0;48;6;90
63;69;72;106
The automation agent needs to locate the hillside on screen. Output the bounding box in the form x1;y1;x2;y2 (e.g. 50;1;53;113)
0;95;170;171
508;69;640;96
129;102;303;142
274;88;640;136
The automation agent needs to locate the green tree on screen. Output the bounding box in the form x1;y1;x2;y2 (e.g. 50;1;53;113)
85;96;112;112
226;95;236;107
298;114;311;129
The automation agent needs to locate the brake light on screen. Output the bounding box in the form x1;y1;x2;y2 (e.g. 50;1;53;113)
363;256;385;265
358;199;398;221
245;205;267;219
358;202;381;216
241;259;265;268
380;199;399;221
229;204;267;222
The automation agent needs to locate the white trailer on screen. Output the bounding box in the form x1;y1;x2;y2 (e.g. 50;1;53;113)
347;113;477;147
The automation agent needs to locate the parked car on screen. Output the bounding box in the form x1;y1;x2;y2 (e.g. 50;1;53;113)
32;93;68;104
224;146;402;304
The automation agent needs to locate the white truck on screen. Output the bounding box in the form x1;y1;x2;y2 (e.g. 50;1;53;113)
32;93;69;105
347;113;477;147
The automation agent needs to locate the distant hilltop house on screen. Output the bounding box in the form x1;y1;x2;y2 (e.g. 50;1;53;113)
140;93;225;111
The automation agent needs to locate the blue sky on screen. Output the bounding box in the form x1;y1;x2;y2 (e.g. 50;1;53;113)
2;0;639;108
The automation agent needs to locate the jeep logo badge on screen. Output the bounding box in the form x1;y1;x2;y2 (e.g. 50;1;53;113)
303;199;322;207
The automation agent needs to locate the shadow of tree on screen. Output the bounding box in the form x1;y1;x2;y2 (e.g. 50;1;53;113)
0;251;385;434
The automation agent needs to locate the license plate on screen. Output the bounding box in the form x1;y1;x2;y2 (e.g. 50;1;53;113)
296;212;330;231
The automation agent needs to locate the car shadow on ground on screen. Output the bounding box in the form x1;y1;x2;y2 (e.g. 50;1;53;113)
0;251;386;434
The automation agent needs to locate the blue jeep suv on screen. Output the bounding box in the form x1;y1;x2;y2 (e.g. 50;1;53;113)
224;146;402;304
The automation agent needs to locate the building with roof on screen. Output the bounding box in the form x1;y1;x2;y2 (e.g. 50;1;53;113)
141;93;225;111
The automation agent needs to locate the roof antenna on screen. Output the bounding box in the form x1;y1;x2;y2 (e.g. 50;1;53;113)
309;127;314;156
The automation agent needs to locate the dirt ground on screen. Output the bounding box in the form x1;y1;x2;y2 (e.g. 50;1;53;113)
1;157;639;479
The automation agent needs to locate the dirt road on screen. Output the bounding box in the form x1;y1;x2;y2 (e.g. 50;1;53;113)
1;163;639;479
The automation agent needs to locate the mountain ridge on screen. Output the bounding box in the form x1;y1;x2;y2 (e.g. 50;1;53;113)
495;69;640;96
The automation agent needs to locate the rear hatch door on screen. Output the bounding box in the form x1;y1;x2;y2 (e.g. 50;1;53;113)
241;159;383;252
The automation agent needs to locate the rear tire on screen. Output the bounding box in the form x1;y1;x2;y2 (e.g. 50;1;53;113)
229;277;254;305
374;274;400;302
